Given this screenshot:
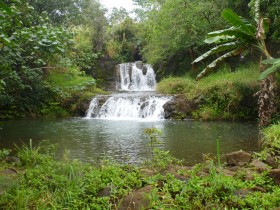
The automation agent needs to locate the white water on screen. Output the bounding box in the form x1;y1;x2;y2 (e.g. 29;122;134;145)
117;63;156;91
86;62;171;120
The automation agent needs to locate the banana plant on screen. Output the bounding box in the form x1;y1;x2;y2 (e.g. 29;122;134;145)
193;0;278;126
260;58;280;80
192;8;260;80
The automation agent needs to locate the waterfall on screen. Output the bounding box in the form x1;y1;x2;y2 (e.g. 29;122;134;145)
86;62;172;120
116;63;156;91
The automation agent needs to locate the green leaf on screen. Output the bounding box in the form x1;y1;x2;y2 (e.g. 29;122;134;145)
192;41;243;64
259;64;280;80
204;35;235;44
196;48;244;80
222;9;256;36
206;28;255;43
0;0;11;14
262;59;280;65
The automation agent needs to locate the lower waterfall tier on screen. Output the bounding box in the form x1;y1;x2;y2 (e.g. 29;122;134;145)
86;94;172;120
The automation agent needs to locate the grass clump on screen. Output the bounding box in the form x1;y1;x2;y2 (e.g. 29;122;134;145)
157;63;259;120
258;122;280;158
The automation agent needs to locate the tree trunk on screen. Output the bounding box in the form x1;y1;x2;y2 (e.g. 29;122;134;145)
258;73;278;127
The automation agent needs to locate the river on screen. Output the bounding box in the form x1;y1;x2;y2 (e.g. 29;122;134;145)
0;118;259;165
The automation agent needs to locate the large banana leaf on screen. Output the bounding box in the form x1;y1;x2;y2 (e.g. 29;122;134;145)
196;48;244;80
192;41;243;64
206;28;255;44
204;35;235;44
222;9;256;36
259;58;280;80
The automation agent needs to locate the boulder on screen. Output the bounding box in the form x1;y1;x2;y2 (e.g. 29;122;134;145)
250;159;270;172
142;66;148;75
263;155;279;168
97;184;115;197
0;168;18;175
269;169;280;186
135;61;143;70
234;188;252;198
119;185;153;210
163;95;195;119
226;150;252;166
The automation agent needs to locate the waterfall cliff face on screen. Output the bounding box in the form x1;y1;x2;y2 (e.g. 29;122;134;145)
86;62;172;120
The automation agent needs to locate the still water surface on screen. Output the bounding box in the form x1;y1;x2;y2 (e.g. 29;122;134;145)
0;118;259;165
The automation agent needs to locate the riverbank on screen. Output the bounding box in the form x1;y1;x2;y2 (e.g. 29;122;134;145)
0;123;279;209
158;63;261;121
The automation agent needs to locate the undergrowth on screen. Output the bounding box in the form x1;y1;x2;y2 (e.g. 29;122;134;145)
157;63;259;120
41;68;108;118
1;128;280;209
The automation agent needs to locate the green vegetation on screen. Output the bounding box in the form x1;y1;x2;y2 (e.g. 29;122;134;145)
1;134;280;209
158;64;259;120
259;123;280;157
0;0;279;121
0;0;107;119
192;0;279;126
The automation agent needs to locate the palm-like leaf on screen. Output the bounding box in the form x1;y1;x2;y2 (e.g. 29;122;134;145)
259;59;280;80
193;9;257;80
192;41;243;64
222;9;256;36
206;28;255;44
196;48;244;80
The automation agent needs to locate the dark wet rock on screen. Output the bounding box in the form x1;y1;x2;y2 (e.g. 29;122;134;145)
142;65;148;75
264;155;279;168
226;150;252;166
97;184;115;197
228;166;239;172
1;168;18;175
250;159;270;172
269;169;280;185
234;188;252;198
197;171;209;177
163;95;195;119
244;169;255;181
251;186;266;193
119;185;153;210
173;174;189;182
135;61;143;70
140;169;155;177
6;156;21;165
222;169;236;177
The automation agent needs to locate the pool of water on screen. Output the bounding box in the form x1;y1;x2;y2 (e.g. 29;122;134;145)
0;118;260;165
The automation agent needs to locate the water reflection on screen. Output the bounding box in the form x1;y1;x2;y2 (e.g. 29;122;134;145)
0;119;259;165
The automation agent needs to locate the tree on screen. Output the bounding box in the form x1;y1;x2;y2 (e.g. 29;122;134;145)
192;0;278;126
137;0;227;76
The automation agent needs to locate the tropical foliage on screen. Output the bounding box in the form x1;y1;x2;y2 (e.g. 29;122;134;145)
192;0;279;126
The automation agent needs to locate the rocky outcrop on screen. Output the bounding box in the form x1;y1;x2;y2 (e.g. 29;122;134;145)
163;95;196;119
226;150;252;166
118;185;153;210
269;169;280;186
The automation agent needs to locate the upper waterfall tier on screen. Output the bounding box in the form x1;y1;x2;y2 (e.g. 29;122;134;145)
116;62;156;91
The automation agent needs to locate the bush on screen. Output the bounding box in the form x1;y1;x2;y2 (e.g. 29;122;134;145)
261;122;280;156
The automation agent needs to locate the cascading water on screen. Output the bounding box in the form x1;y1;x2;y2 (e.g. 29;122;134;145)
86;62;172;120
116;63;156;91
